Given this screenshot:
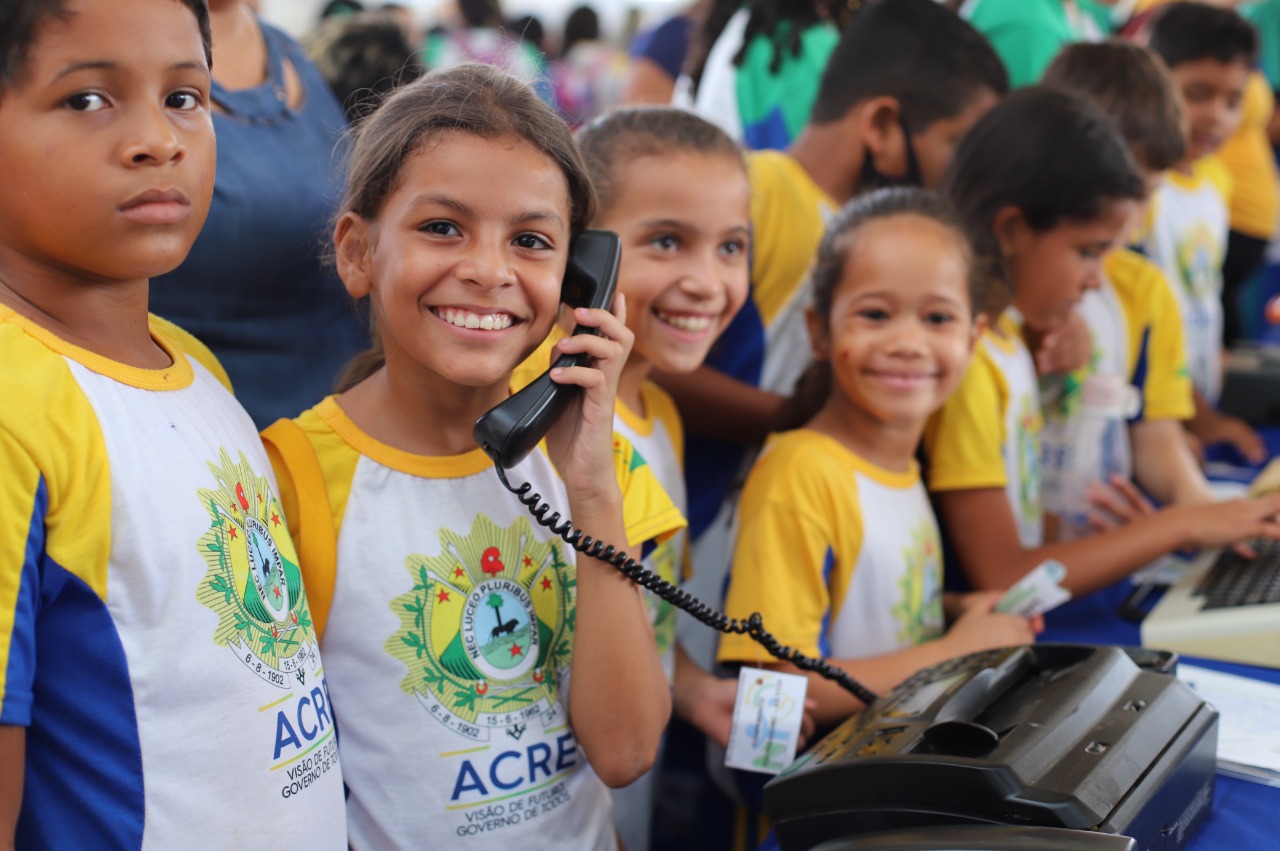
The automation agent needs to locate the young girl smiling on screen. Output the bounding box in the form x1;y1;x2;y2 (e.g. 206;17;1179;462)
265;66;673;849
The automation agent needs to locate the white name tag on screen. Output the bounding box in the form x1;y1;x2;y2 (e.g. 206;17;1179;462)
724;666;809;775
995;559;1072;618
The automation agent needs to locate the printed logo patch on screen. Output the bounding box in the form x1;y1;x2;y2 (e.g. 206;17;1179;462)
386;514;574;740
196;450;320;688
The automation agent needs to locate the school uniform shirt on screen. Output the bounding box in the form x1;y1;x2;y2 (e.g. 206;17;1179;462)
924;312;1045;549
1142;156;1232;404
0;306;346;849
609;381;689;851
614;382;688;683
1039;250;1194;529
717;430;944;664
266;397;684;851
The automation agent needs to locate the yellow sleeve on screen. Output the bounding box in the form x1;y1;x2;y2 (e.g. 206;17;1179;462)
149;314;233;394
923;348;1009;492
613;433;687;550
1107;250;1194;421
0;325;112;723
260;401;361;641
748;151;831;327
717;437;861;664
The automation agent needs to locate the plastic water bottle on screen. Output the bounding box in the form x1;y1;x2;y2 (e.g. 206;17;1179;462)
1056;374;1135;541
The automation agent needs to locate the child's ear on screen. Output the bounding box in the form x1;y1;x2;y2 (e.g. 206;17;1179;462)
968;312;988;353
334;212;374;299
857;95;907;175
991;205;1028;258
805;306;830;361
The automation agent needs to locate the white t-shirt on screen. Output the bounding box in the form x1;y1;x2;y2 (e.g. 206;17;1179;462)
1144;157;1231;404
268;398;683;851
0;309;347;849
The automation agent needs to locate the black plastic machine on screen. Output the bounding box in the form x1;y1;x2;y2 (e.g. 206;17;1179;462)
764;644;1218;851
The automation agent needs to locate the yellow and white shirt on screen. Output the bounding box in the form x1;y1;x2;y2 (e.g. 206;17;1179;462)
610;380;689;851
1039;250;1194;532
614;382;688;684
1142;156;1232;404
687;150;836;666
0;306;346;849
718;430;944;664
264;397;683;851
925;312;1045;549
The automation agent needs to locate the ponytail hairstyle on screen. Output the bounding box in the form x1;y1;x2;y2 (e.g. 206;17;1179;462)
334;64;596;391
940;86;1145;317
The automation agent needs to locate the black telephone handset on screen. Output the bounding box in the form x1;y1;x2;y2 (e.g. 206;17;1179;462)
473;230;878;706
473;229;622;470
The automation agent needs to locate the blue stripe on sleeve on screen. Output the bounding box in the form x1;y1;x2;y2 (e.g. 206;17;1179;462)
818;547;835;658
1;476;44;726
1129;326;1152;423
11;490;144;848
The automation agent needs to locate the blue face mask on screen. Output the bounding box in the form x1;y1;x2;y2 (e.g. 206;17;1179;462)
859;115;924;191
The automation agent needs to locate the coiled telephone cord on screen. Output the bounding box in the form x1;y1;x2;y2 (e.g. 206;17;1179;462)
495;463;880;705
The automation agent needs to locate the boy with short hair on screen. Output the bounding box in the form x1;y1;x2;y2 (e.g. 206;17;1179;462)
1038;39;1217;539
1144;1;1265;462
0;0;347;845
655;0;1008;667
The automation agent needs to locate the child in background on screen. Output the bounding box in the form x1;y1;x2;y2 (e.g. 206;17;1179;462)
574;105;753;851
719;187;1040;729
264;66;675;849
1038;40;1218;538
928;87;1280;597
1144;1;1266;462
659;0;1009;671
0;0;347;845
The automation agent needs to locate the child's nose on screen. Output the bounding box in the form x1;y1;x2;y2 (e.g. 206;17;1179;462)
678;251;722;297
459;241;516;288
888;318;927;354
121;104;184;167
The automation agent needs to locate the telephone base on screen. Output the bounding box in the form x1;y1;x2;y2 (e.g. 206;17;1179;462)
765;645;1217;851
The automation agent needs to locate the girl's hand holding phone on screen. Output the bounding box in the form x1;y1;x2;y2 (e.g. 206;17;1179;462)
544;295;634;502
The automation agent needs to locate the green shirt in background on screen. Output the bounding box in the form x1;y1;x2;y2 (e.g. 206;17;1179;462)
961;0;1112;88
1241;0;1280;90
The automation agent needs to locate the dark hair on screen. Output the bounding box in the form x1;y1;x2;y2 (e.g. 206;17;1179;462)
941;87;1145;311
576;106;744;216
304;11;424;122
810;187;979;324
459;0;503;29
686;0;849;95
320;0;365;19
562;6;599;56
1;0;212;97
1042;40;1186;173
1148;2;1258;70
810;0;1007;131
510;14;545;50
336;63;595;390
